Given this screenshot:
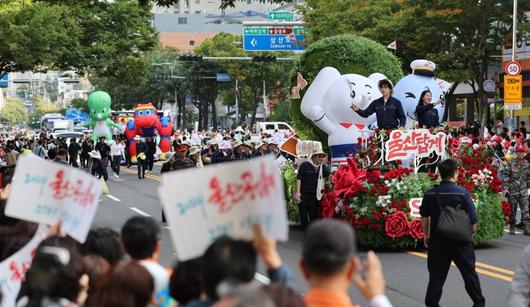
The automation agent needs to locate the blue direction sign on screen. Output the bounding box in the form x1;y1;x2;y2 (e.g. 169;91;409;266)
243;33;304;51
0;74;8;88
216;73;231;82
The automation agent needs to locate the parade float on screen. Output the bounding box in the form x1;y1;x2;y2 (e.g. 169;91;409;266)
285;34;506;249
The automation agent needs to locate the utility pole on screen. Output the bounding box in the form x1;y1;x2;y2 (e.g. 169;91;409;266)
235;78;239;127
509;0;518;133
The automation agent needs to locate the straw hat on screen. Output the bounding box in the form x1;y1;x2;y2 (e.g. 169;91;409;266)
232;140;244;149
134;135;141;141
188;146;201;156
243;140;254;149
88;150;101;159
310;142;327;159
256;140;268;150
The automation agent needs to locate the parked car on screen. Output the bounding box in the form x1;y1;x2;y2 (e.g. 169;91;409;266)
255;121;294;135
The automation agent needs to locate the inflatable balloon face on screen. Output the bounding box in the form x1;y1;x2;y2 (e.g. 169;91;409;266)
134;103;159;127
301;67;387;163
393;60;452;129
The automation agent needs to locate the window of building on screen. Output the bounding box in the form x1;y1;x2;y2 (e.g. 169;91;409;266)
195;10;201;14
195;0;200;3
189;40;195;46
247;0;252;3
178;17;187;24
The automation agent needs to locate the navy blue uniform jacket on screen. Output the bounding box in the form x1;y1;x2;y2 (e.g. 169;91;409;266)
355;96;406;129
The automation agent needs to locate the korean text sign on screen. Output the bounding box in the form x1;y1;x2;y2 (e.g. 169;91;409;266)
5;154;102;242
159;156;288;261
0;224;48;307
385;129;446;161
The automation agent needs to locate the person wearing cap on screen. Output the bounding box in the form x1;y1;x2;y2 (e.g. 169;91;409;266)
420;159;485;307
188;146;203;168
503;144;530;235
301;219;391;307
135;136;148;179
252;141;269;157
295;147;330;229
351;79;406;130
172;144;195;171
212;141;232;164
231;141;252;161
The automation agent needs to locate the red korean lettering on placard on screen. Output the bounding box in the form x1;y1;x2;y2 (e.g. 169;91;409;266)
48;170;97;207
385;131;407;161
208;162;277;214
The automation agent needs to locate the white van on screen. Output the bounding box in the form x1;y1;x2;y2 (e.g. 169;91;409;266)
255;122;294;135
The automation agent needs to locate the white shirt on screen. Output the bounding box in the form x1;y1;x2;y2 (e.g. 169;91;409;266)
140;260;169;303
110;143;124;156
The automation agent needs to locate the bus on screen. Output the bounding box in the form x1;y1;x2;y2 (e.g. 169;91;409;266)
40;113;64;131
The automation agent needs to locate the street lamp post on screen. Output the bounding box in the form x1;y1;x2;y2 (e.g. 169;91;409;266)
509;0;518;132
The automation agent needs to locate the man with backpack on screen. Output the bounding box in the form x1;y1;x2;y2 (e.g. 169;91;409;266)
420;159;485;307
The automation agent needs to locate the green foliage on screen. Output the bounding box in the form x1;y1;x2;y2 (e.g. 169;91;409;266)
0;0;157;79
70;98;87;112
29;99;60;126
139;0;291;10
290;34;403;145
473;187;504;245
356;229;419;251
195;32;293;127
281;163;299;223
269;101;292;123
2;98;28;125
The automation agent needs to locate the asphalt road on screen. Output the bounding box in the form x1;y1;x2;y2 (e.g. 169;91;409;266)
90;164;530;307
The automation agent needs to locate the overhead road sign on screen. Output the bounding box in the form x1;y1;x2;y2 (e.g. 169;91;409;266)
268;11;294;21
243;25;305;51
216;73;231;82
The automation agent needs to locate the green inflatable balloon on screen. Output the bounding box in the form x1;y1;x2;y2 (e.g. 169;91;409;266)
85;91;121;142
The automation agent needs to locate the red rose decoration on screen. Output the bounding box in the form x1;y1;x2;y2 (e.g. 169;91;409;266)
408;219;424;240
385;211;409;239
320;191;337;218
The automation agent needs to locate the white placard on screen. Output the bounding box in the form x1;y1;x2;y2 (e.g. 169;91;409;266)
0;224;48;307
5;154;102;243
409;198;422;218
159;155;288;261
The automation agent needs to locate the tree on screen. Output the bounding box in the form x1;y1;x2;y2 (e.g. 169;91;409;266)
194;32;293;128
70;98;87;112
1;0;157;79
2;98;28;125
0;1;78;78
28;99;60;127
138;0;291;10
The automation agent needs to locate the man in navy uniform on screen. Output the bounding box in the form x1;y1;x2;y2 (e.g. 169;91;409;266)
351;79;406;130
420;159;485;307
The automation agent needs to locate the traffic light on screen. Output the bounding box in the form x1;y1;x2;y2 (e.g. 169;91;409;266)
178;54;203;61
253;55;276;62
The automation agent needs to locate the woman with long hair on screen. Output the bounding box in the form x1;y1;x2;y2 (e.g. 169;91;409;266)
415;90;440;128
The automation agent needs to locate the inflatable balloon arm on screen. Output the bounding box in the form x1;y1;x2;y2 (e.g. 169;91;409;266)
157;116;173;154
108;119;121;130
301;67;342;135
125;120;138;163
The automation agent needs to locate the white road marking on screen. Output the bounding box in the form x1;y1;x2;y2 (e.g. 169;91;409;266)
130;207;151;217
106;194;121;202
254;272;271;285
504;229;523;234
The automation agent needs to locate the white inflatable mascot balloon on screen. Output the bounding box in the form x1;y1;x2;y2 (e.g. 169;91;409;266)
393;60;452;129
301;67;387;164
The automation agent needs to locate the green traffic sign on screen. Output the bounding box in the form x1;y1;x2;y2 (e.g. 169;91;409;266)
268;11;294;21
